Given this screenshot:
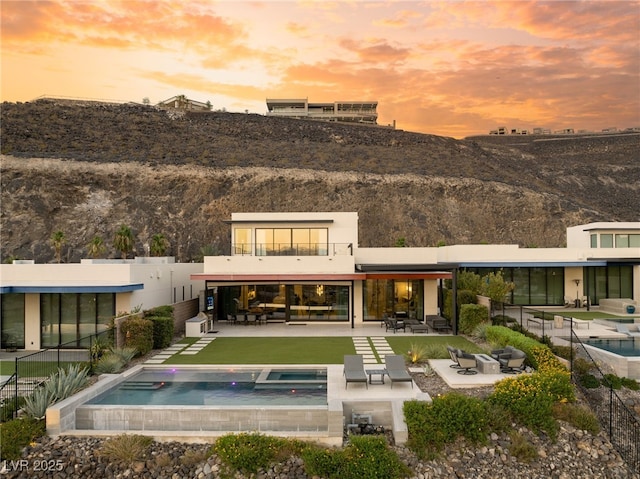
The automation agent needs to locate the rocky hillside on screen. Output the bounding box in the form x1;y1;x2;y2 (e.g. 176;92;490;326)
1;100;638;263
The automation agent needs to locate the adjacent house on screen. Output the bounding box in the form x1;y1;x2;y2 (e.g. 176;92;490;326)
0;258;202;351
266;99;378;124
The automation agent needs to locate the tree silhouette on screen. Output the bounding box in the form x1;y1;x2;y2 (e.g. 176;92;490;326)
113;225;134;259
50;230;65;263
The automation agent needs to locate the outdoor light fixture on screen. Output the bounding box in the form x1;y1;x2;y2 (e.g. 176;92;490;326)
574;279;581;307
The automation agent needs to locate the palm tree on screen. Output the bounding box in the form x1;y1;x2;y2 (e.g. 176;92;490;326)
113;225;134;259
50;230;65;263
86;235;106;258
149;233;169;257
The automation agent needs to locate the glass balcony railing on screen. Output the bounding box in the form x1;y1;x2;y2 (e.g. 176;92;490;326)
232;243;353;257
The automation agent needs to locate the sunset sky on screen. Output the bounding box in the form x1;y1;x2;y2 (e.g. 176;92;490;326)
2;0;639;138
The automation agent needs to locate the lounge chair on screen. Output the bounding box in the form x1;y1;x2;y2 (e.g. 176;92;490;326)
616;324;640;338
384;318;406;333
456;353;478;375
384;355;413;388
499;349;526;374
343;355;368;389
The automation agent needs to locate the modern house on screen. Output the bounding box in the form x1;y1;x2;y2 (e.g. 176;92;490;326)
1;215;638;350
191;213;640;329
266;99;378;124
156;95;211;111
0;258;202;351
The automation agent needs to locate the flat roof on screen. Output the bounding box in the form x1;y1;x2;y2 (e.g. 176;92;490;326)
0;283;144;294
224;219;334;225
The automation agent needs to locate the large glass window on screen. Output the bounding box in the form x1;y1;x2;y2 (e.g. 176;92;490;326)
40;293;115;348
217;283;348;322
615;235;629;248
466;267;564;306
590;234;597;248
363;279;423;321
233;228;251;255
600;234;613;248
586;265;634;304
1;294;25;349
255;228;328;256
630;235;640;247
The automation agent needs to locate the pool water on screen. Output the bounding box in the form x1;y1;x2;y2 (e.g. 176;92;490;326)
583;338;640;357
87;368;327;406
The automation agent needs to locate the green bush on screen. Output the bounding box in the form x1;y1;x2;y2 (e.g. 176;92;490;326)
603;373;623;390
621;377;640;391
121;316;154;356
404;393;488;458
150;316;174;349
492;314;516;326
457;289;477;306
459;304;489;335
0;396;25;423
578;373;601;389
145;305;174;317
303;436;409;479
213;433;304;475
552;403;600;435
0;418;46;460
490;374;559;438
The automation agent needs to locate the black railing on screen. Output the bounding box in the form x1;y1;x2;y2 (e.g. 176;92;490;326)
232;242;352;256
569;328;639;472
500;305;639;472
0;330;113;421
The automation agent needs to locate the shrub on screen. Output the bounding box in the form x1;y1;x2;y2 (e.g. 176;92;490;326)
121;316;154;356
1;396;25;423
100;434;154;464
0;418;46;460
472;322;490;340
490;374;560;438
459;304;489;335
492;314;516;326
404;394;488;458
457;289;477;306
578;373;601;389
550;344;574;360
484;402;513;434
214;433;304;475
145;305;174;318
621;377;640;391
603;373;623;390
552;403;600;435
509;430;538;463
485;326;551;369
572;357;595;376
181;448;210;466
150;316;174;349
303;436;409;479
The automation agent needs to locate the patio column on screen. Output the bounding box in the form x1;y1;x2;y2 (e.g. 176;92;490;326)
452;268;458;335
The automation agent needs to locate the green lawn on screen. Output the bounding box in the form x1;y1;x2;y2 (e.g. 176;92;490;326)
163;336;483;365
0;361;79;377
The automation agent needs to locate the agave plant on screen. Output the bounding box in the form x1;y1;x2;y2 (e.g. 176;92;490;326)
23;387;56;419
93;354;126;374
109;346;137;365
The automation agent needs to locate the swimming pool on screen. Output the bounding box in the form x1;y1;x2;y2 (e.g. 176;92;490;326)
582;338;640;357
87;368;327;406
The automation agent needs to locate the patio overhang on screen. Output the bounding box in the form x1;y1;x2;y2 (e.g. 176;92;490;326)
191;273;364;282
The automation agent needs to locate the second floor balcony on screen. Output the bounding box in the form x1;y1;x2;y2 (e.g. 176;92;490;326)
232;243;353;257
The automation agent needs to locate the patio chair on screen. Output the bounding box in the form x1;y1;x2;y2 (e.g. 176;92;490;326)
446;346;462;368
498;349;526;373
490;345;515;361
385;318;406;333
384;355;413;388
343;355;368;389
455;352;478;375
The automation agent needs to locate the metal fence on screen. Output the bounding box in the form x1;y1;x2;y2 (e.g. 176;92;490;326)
569;327;640;472
499;305;639;472
0;330;112;421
